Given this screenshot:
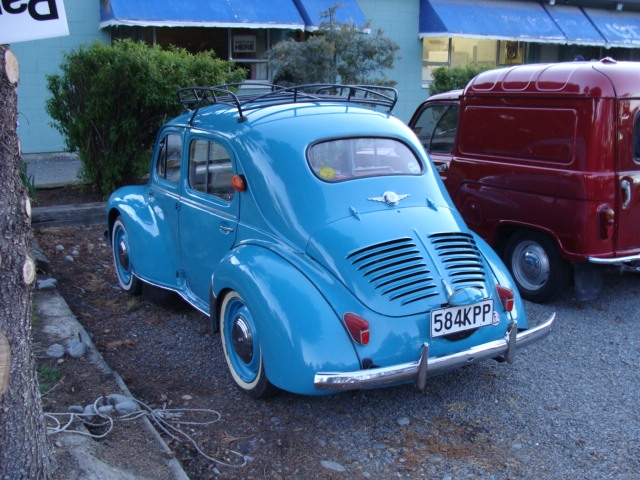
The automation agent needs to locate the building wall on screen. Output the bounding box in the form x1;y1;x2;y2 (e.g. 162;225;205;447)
358;0;426;122
12;0;109;154
11;1;640;153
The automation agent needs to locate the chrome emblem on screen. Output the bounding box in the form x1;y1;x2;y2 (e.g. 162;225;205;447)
368;191;410;206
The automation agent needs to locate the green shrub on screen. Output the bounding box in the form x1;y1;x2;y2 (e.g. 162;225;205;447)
46;40;245;197
429;64;495;95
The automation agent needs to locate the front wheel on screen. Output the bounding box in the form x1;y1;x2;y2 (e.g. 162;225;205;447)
111;216;143;295
503;231;570;303
219;291;276;399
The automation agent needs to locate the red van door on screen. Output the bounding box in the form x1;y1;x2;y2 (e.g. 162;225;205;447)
615;99;640;254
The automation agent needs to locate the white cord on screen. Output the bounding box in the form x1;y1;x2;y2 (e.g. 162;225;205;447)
45;394;247;468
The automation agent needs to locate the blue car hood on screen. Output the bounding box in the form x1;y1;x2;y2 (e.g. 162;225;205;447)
306;206;491;317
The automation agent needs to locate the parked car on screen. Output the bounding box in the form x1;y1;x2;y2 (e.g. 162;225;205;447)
409;59;640;303
107;84;555;397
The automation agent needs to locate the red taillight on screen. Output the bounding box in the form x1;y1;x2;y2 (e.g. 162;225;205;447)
496;285;515;312
598;205;615;240
343;313;370;345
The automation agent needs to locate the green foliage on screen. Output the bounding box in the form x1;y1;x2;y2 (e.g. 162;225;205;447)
19;159;36;199
46;40;245;196
428;64;495;95
36;364;61;394
266;5;399;86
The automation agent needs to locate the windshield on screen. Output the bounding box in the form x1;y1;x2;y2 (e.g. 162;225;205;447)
308;137;423;183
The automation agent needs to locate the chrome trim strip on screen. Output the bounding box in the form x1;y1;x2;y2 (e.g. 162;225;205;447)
314;313;555;391
588;254;640;265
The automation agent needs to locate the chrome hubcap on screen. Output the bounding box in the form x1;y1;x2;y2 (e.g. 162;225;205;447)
117;238;130;271
514;243;549;289
231;315;253;364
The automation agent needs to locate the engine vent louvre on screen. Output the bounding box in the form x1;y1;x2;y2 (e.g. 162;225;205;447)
347;238;438;305
429;232;486;287
347;233;487;307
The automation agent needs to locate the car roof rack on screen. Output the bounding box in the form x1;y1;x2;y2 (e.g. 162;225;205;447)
177;83;398;124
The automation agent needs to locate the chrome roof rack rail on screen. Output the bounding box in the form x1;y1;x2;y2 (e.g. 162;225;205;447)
178;83;398;124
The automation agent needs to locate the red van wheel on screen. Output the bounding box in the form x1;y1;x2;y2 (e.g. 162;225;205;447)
503;231;570;303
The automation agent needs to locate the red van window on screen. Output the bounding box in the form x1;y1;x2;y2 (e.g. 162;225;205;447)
635;113;640;161
459;107;577;163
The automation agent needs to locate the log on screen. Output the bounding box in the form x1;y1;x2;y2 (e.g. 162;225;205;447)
2;48;19;85
31;202;107;227
0;332;10;396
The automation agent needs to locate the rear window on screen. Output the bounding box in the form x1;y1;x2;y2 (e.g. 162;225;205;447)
459;107;577;163
308;138;423;183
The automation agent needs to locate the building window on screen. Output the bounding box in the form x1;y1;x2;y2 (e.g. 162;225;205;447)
422;37;525;86
228;28;295;81
111;26;297;83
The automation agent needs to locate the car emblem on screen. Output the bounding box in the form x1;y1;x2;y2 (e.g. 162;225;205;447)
368;191;410;206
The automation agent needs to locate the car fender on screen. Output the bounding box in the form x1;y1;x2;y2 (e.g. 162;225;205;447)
211;244;360;395
107;188;181;289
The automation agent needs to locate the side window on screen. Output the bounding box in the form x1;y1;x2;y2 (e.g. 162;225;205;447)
156;133;183;184
188;139;235;201
412;104;459;154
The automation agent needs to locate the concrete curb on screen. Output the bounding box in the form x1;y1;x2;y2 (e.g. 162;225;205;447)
34;287;189;480
32;202;107;228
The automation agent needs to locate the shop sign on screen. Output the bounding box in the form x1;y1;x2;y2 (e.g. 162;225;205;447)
0;0;69;44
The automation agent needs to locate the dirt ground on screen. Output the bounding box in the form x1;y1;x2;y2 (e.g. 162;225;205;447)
32;186;360;479
31;186;524;480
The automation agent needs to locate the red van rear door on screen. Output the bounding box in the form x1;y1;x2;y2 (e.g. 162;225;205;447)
616;99;640;253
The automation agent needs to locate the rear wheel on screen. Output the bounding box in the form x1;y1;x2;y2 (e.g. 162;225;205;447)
503;230;570;303
111;216;143;295
219;291;276;398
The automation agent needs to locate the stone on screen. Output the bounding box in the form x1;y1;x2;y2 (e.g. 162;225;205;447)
67;339;87;358
36;278;58;290
46;343;65;358
320;460;346;472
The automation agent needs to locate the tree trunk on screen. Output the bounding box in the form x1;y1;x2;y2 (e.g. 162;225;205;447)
0;45;54;479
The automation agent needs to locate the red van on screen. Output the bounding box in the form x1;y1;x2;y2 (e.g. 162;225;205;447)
409;58;640;303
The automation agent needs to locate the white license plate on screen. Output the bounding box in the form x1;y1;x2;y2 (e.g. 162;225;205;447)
430;299;496;337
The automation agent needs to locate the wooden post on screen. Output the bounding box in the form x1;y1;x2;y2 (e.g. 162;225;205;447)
0;332;9;396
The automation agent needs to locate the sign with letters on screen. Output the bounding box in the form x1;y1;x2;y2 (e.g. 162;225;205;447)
233;35;256;54
0;0;69;44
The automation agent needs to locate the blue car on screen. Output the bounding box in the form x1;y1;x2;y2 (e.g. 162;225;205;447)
107;84;555;397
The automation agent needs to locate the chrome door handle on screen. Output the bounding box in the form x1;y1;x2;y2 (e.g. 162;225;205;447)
219;225;234;233
621;178;631;208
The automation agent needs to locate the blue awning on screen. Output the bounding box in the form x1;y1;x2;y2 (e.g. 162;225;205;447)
583;7;640;48
100;0;306;30
543;5;606;46
419;0;566;44
293;0;367;30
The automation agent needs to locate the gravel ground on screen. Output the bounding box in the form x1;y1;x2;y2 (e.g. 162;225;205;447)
33;223;640;479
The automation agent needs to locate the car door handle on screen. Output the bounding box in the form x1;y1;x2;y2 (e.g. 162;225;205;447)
621;178;631;208
219;225;234;233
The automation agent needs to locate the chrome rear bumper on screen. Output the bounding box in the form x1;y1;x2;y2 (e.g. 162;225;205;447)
314;313;555;391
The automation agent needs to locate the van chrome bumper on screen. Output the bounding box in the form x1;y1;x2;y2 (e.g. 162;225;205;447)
314;314;555;391
588;254;640;265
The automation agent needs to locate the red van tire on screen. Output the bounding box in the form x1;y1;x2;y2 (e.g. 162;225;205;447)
503;231;570;303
